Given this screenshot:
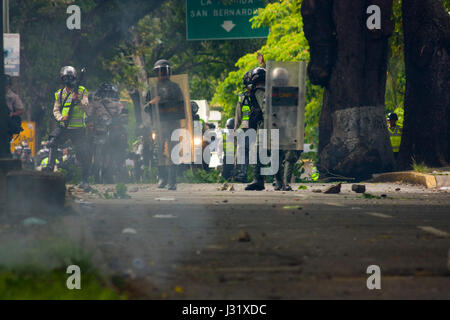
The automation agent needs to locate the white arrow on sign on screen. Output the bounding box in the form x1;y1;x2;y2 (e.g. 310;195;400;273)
221;20;236;32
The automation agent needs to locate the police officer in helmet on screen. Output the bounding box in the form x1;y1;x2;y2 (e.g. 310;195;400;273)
245;67;266;191
387;112;402;159
46;66;90;189
89;82;128;183
145;59;185;190
233;70;253;183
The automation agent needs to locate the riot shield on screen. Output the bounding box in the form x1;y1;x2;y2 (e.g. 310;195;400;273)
265;61;306;150
148;74;193;165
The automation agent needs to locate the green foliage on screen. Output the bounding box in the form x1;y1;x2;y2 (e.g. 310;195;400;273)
412;158;430;173
362;193;385;200
363;193;380;199
115;183;131;199
143;167;159;184
58;164;81;185
212;0;321;143
102;0;264;102
102;183;131;199
0;236;123;299
293;161;305;181
182;168;225;184
0;268;122;300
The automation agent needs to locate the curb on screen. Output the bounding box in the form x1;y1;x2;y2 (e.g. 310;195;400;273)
371;171;444;189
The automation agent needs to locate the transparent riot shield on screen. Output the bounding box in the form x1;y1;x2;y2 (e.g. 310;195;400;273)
148;74;193;165
265;61;306;150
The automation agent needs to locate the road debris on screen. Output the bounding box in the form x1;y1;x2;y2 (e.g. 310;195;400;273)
23;217;47;226
283;205;302;210
418;226;449;238
312;189;322;193
128;186;139;193
351;184;366;193
122;228;137;234
174;286;184;294
324;183;341;194
153;214;177;219
218;183;229;191
155;197;176;201
235;230;251;242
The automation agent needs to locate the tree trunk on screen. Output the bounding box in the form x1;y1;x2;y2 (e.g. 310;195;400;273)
399;0;450;168
302;0;395;180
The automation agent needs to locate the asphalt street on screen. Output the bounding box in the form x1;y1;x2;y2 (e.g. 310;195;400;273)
69;182;450;299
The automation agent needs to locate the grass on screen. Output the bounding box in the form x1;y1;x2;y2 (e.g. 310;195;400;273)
0;239;124;300
0;267;124;300
412;158;430;174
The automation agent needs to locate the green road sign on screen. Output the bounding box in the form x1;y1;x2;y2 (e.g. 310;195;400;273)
186;0;269;40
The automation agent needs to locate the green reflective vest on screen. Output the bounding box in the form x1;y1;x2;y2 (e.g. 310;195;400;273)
55;86;88;128
240;95;251;121
311;166;319;181
41;157;59;168
388;126;402;153
222;131;235;156
394;107;404;128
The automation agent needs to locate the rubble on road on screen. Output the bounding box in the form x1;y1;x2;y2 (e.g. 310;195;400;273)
351;184;366;193
235;230;251;242
122;228;137;234
323;183;341;194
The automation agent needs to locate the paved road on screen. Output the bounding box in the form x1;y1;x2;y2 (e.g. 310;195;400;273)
70;182;450;299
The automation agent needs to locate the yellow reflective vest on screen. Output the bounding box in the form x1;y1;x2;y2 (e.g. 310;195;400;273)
388;125;402;153
222;131;235;156
55;86;88;128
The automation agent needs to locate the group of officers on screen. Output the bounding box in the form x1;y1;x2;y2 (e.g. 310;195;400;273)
4;53;404;191
220;64;303;191
36;66;127;189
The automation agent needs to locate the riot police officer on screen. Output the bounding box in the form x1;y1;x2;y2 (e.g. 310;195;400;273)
89;83;128;183
145;60;185;190
45;66;90;189
234;71;252;183
245;67;266;191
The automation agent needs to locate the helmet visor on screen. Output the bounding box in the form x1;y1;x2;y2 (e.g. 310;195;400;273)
154;65;171;77
62;75;76;85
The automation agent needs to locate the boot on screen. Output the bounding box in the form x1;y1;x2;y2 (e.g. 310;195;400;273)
245;181;265;191
246;149;264;190
158;179;167;188
157;166;168;188
284;159;296;192
167;165;177;190
274;161;284;191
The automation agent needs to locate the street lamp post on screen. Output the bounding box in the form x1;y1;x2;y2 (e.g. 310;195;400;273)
0;1;11;158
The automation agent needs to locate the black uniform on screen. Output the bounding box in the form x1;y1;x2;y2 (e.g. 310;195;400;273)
146;78;185;188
